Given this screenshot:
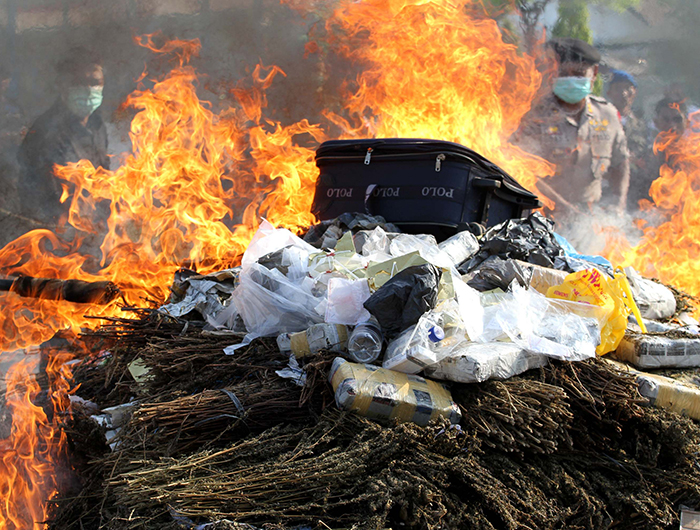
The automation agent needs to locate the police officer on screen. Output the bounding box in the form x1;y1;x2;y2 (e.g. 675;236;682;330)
606;69;653;211
17;47;109;227
516;38;630;222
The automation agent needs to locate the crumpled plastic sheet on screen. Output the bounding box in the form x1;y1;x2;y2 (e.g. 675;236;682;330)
159;269;240;326
276;354;308;387
325;277;372;325
303;212;400;249
460;212;566;273
243;219;317;270
466;256;532;292
479;282;600;361
231;263;325;339
624;266;677;320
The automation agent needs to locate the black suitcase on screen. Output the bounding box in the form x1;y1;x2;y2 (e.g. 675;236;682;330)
312;138;541;239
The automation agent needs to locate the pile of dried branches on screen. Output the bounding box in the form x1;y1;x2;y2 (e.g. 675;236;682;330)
73;310;202;406
103;393;700;530
52;307;700;530
111;375;324;458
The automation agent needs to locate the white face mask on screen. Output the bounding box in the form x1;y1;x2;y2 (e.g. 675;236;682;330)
65;86;103;118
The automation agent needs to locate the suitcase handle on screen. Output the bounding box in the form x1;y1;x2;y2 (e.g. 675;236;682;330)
472;177;501;190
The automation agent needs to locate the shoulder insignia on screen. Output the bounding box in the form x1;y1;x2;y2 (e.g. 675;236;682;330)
590;95;612;105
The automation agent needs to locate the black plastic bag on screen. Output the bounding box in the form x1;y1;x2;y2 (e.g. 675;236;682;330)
466;256;533;292
363;264;441;339
460;212;565;273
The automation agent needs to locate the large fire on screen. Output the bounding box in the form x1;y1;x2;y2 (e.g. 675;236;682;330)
2;0;690;527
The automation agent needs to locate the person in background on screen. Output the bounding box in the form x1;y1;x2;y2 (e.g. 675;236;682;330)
647;96;688;190
17;47;108;227
515;38;630;235
605;69;653;211
654;96;688;139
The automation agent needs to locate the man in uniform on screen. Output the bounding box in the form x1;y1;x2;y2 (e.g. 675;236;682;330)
17;47;109;227
606;70;653;211
515;38;630;230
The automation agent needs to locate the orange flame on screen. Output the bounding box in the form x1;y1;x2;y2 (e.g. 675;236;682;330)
604;120;700;305
0;352;72;529
314;0;554;193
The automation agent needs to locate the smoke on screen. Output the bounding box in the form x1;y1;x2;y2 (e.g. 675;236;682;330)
0;1;325;247
554;205;642;257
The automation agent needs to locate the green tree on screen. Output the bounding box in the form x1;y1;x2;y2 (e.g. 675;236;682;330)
552;0;592;43
551;0;602;94
485;0;642;55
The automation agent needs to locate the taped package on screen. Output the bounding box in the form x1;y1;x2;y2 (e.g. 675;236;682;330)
606;359;700;420
424;342;549;384
277;323;349;358
328;357;461;426
614;332;700;369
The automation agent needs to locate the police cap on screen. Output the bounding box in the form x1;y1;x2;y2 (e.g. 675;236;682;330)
549;37;601;65
609;69;637;88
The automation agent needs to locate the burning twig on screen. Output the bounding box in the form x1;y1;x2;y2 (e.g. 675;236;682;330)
0;275;121;305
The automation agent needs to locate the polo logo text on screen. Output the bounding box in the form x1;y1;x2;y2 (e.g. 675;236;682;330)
422;187;455;198
371;187;401;198
326;188;354;198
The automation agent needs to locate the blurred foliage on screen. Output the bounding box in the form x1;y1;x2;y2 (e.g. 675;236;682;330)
552;0;602;95
484;0;643;96
552;0;592;42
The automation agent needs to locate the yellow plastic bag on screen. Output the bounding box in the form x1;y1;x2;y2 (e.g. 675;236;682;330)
547;269;644;355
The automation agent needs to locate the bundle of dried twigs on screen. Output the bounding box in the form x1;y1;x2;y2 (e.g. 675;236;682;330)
136;334;286;396
458;379;573;454
544;358;646;451
115;376;311;457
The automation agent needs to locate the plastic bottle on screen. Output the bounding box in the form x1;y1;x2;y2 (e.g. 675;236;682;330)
347;316;384;364
437;231;479;268
383;313;447;374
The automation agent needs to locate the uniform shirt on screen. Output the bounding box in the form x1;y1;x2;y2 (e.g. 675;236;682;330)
17;99;109;224
515;94;630;208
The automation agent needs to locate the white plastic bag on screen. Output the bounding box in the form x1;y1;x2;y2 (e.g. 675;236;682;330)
383;300;468;374
359;226;393;259
480;282;599;361
325;277;372;326
231;262;325;338
241;219;317;271
451;272;484;341
624;266;676;320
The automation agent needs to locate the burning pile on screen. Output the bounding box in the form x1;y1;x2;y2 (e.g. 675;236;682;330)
44;210;700;530
2;0;700;529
